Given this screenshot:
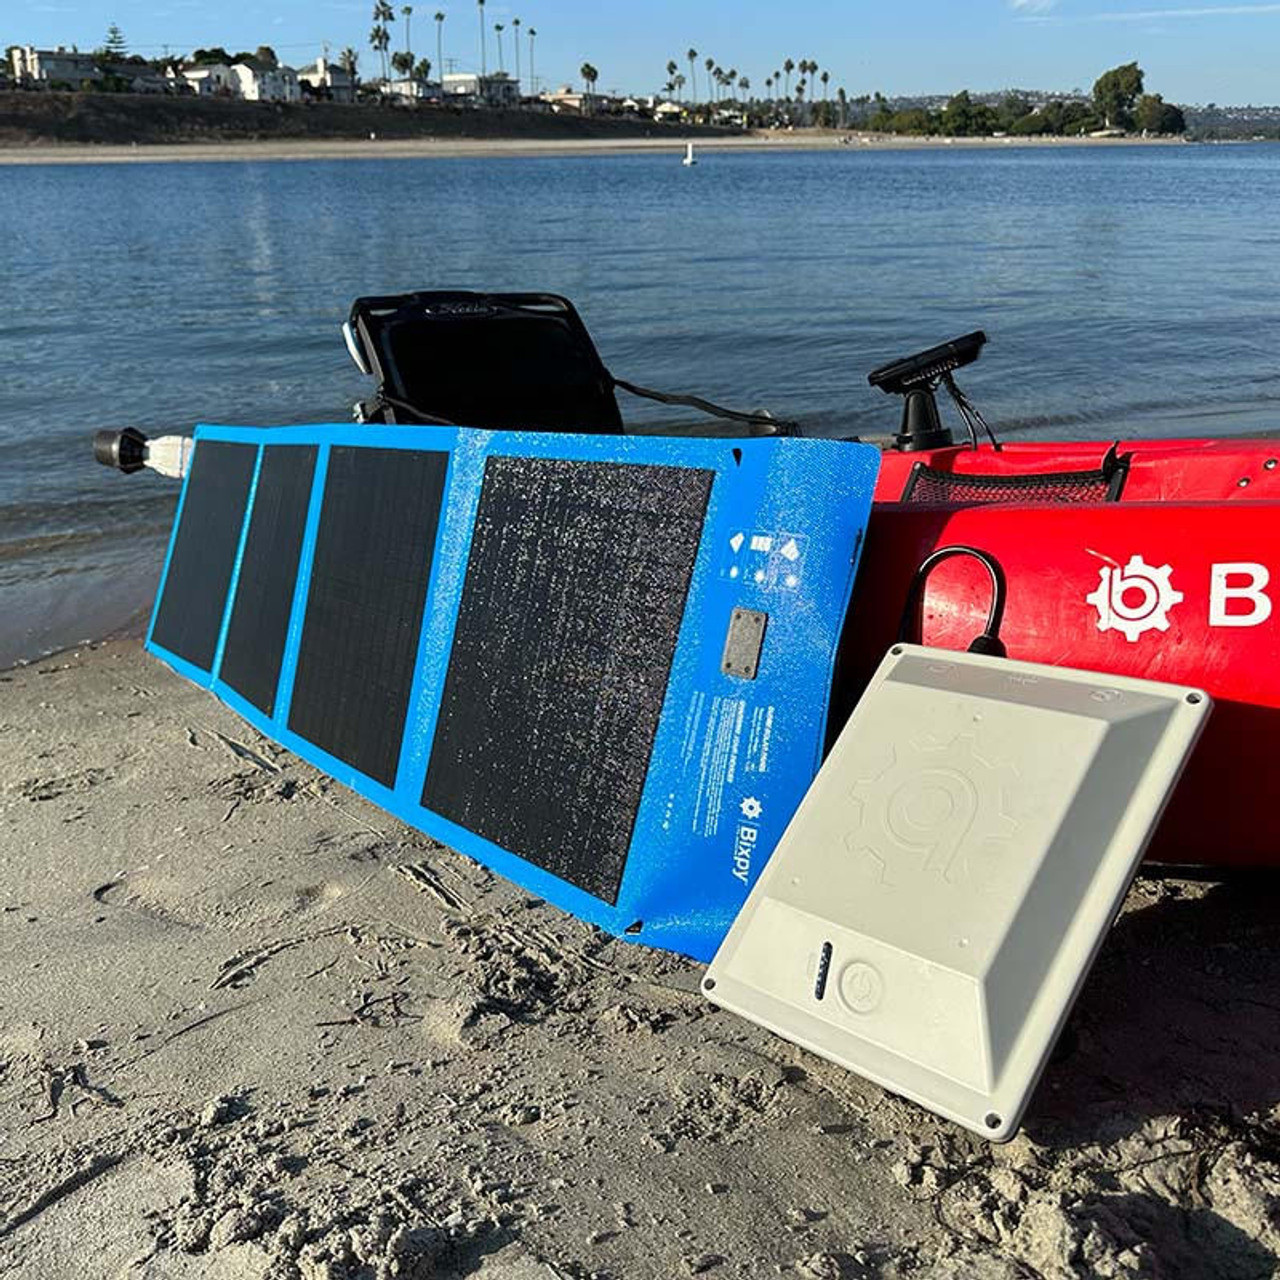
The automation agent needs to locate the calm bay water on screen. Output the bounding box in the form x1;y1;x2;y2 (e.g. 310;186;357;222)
2;142;1279;666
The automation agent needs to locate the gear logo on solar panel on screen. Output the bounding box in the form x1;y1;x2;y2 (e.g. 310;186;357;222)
1086;554;1184;643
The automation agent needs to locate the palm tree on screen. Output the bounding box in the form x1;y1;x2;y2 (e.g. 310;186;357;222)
434;10;445;86
579;61;598;111
339;46;359;79
512;17;521;93
686;48;697;104
370;25;389;82
666;58;678;100
371;0;396;82
402;5;413;64
738;75;750;100
528;27;536;94
494;22;504;72
477;0;486;76
821;69;830;103
783;57;794;99
704;55;714;102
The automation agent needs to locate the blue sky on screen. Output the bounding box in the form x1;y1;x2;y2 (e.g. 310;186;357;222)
8;0;1279;104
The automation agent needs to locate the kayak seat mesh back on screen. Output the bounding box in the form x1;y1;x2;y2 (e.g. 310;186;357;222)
901;444;1129;505
350;291;624;433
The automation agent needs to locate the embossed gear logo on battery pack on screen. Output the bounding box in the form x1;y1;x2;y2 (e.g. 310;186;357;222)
1086;554;1185;643
843;736;1018;889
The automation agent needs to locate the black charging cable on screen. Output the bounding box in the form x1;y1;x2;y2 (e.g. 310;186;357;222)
896;545;1008;657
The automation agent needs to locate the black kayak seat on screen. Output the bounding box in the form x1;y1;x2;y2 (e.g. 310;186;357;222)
344;289;793;437
345;291;624;433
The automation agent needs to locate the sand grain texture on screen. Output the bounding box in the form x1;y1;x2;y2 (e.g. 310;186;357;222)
1;640;1278;1278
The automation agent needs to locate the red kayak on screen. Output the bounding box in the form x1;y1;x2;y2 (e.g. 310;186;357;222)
842;435;1280;869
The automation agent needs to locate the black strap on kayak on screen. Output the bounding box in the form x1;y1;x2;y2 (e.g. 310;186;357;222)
611;376;797;436
369;380;797;437
364;390;457;426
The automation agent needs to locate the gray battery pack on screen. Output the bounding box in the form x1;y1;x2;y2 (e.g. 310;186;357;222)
703;644;1210;1140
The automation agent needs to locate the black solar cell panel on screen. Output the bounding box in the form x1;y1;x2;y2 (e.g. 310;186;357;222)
288;447;448;788
151;440;257;671
220;445;318;716
422;456;713;903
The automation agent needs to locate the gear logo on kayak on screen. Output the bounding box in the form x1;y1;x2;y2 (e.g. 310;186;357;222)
1087;555;1184;643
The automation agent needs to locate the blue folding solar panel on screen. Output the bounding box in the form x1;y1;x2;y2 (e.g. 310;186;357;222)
148;424;880;960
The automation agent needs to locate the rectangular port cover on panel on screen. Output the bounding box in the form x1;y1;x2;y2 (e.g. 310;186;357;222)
703;645;1210;1140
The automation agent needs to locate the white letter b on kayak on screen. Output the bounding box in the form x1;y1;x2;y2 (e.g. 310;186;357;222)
1209;563;1272;627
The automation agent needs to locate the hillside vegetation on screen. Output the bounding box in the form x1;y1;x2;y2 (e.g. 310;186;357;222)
0;92;735;147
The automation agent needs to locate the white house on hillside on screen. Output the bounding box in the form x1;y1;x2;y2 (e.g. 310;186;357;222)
9;45;102;86
441;72;519;108
229;61;300;102
386;77;442;102
297;57;355;103
168;63;233;95
167;60;299;102
541;85;603;115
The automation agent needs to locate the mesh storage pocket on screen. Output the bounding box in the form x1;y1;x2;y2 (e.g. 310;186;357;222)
901;449;1128;505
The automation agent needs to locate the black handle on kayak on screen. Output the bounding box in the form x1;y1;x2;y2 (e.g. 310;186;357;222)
897;545;1008;657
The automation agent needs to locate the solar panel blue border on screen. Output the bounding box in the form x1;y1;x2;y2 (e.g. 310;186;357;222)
148;423;881;960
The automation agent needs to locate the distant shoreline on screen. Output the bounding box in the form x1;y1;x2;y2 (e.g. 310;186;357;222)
0;128;1205;167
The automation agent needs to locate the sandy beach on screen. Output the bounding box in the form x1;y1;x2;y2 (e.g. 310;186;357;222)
1;635;1278;1278
0;130;1194;167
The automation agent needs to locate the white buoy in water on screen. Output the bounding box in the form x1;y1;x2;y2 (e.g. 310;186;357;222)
682;142;697;167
